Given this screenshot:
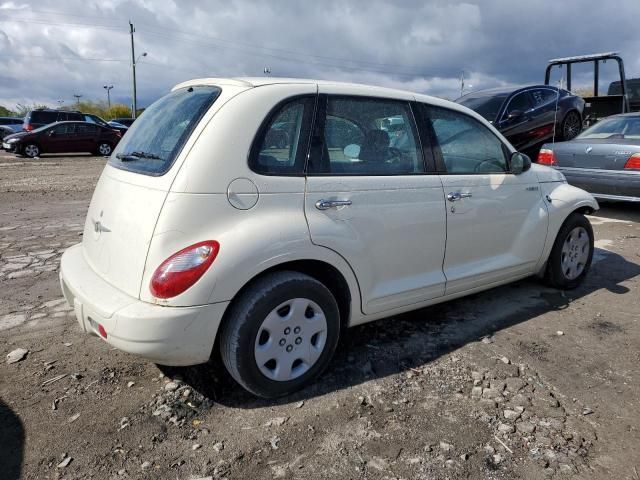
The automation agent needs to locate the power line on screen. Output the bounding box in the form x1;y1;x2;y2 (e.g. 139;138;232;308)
0;53;127;63
1;9;437;74
0;17;124;31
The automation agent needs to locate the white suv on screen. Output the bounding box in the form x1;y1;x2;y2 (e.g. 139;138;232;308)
60;78;598;398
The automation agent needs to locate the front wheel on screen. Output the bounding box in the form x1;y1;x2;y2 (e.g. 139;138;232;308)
97;142;112;156
23;143;40;158
219;271;340;398
544;213;594;289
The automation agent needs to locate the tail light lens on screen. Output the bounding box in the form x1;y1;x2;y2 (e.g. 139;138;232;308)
24;124;33;132
537;148;557;166
150;241;220;299
624;153;640;170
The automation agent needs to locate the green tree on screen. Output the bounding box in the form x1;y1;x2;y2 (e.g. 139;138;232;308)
106;104;132;120
0;106;16;116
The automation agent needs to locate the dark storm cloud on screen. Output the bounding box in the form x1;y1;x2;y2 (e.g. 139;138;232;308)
0;0;639;109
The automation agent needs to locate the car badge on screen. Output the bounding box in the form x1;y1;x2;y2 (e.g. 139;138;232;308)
585;146;593;154
91;218;111;233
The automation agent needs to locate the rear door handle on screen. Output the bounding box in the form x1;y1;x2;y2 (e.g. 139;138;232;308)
315;199;352;210
447;192;472;202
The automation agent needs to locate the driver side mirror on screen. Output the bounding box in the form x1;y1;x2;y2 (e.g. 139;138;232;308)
510;152;531;174
507;110;523;120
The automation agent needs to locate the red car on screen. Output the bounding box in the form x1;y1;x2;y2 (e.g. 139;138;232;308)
2;121;121;158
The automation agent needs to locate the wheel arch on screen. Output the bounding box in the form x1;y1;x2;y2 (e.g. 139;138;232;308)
534;182;599;275
221;258;354;332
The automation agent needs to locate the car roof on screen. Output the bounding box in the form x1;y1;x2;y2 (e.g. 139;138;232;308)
460;84;560;98
47;121;105;126
171;76;486;120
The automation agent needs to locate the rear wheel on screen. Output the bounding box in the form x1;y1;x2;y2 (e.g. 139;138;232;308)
219;271;340;398
97;142;112;156
561;111;581;141
544;213;594;289
23;143;40;158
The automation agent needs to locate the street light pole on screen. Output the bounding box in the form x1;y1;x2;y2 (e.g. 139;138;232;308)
73;94;82;107
103;85;114;109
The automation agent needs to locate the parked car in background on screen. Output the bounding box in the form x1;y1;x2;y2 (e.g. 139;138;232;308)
112;117;135;127
23;109;84;131
108;120;129;132
0;116;24;133
3;121;121;158
80;113;128;135
0;125;15;140
538;113;640;202
59;78;597;399
457;85;585;156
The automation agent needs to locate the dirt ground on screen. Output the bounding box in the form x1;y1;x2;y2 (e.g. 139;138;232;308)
0;150;639;480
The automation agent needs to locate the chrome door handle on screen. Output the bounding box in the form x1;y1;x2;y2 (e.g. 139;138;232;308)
447;192;472;202
315;199;352;210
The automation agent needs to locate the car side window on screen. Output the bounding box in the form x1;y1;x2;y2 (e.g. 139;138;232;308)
309;96;422;175
532;88;558;106
52;124;74;135
249;96;315;175
428;106;508;174
505;92;534;116
77;124;98;134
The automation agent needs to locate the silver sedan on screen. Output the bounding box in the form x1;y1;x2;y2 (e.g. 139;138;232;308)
538;113;640;202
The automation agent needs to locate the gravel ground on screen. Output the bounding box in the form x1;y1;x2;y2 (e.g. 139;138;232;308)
0;150;639;480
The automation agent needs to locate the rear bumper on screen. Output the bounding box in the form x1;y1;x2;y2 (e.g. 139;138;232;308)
60;244;229;366
557;166;640;201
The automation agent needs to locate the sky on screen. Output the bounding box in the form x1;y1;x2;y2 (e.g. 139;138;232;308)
0;0;639;111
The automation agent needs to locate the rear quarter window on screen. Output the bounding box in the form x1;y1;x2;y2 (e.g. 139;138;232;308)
29;111;56;124
109;86;221;176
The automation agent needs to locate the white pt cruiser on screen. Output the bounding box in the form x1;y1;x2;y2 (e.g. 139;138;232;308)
60;78;598;398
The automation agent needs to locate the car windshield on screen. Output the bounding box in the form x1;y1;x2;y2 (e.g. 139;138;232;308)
578;116;640;140
457;93;509;122
109;86;221;175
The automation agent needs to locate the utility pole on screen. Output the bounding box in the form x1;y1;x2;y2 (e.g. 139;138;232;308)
73;94;82;107
460;70;465;98
103;85;113;109
129;20;137;119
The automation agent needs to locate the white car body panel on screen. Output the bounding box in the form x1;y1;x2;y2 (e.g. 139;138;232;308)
305;175;447;315
59;77;599;366
440;170;549;294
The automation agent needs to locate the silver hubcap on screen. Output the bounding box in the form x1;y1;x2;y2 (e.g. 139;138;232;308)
25;145;38;157
99;144;111;155
561;226;590;280
254;298;327;382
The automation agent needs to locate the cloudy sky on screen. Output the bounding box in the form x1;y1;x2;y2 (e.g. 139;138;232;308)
1;0;639;111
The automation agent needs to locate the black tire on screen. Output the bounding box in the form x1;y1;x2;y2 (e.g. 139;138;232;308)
544;213;594;289
23;143;40;158
219;271;340;398
560;110;582;141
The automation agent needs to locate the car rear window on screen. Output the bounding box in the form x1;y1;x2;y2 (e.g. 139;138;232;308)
109;86;221;176
29;111;57;124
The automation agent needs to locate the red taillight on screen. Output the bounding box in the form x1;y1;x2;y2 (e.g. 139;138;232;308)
24;124;33;132
537;148;557;166
150;241;220;299
624;153;640;170
98;323;108;339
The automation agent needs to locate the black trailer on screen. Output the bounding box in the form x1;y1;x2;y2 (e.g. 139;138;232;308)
544;52;635;125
